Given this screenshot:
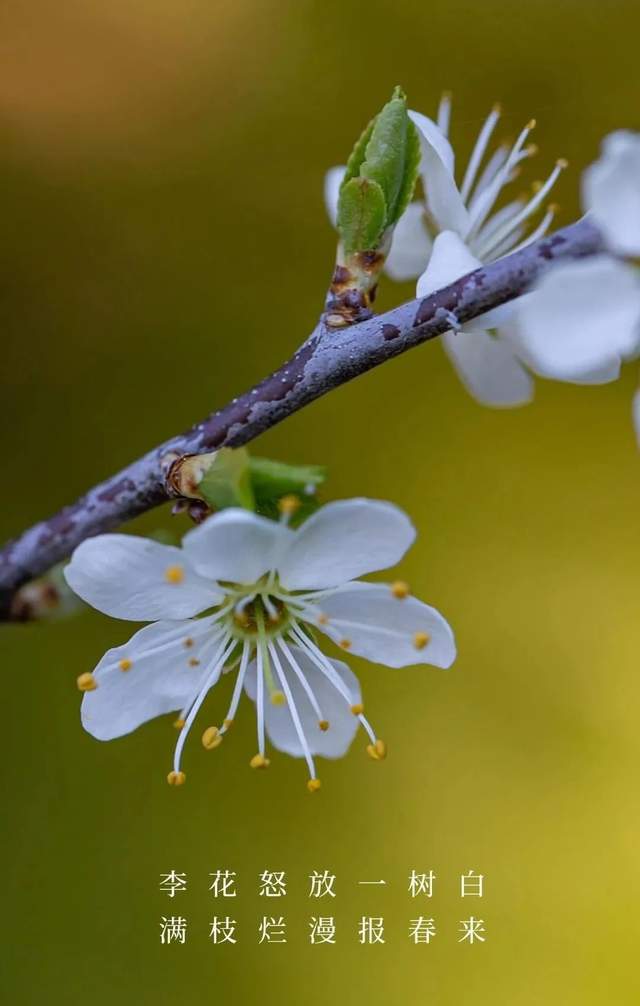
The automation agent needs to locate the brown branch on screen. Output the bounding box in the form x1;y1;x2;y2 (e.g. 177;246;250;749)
0;217;602;620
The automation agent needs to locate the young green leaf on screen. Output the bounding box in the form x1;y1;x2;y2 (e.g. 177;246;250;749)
198;447;255;511
338;176;387;256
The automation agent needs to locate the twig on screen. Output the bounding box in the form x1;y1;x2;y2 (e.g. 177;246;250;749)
0;217;601;620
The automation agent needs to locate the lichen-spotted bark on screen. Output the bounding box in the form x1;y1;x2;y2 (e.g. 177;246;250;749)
0;218;601;620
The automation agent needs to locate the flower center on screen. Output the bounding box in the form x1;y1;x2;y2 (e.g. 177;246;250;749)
225;590;291;639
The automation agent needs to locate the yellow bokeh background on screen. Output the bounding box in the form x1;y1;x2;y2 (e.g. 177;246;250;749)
2;1;640;1002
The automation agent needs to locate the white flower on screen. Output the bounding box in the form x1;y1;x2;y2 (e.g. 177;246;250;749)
583;131;640;258
326;96;565;407
514;131;640;384
65;499;456;792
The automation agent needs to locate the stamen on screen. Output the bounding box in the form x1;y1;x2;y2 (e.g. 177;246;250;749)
460;105;501;203
469;145;509;203
391;581;410;599
339;638;352;650
307;778;322;793
164;565;184;584
413;631;431;650
366;739;387;761
174;717;186;729
202;726;223;750
466;120;537;238
77;672;97;692
118;658;132;672
351;703;364;715
319;721;330;732
172;634;235;774
317;613;329;625
502;204;556;256
262;594;280;623
276;639;327;726
167;770;186;786
278;494;301;519
478;158;567;259
271;690;286;706
250;753;270;769
218;641;251;736
270;640;317;783
183;638;194;649
437;91;452;137
256;632;266;758
188;657;200;667
289;626;380;746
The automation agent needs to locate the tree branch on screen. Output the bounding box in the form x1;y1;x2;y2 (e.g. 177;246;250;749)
0;217;601;620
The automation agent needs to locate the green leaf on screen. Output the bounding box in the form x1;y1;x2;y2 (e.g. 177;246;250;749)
342;116;376;187
249;457;326;524
198;447;255;511
392;116;421;223
360;86;411;226
337;176;387;256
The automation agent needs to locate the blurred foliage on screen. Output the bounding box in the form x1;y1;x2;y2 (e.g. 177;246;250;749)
2;1;640;1004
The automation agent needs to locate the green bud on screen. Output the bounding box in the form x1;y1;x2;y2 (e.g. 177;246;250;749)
198;447;255;511
337;86;420;256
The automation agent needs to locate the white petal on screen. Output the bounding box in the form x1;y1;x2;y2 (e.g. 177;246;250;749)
324;165;346;228
81;617;220;740
408;110;469;235
583;131;640;257
244;644;361;758
310;581;456;669
65;535;222;621
385;202;433;281
278;499;415;591
442;327;534;407
514;256;640;381
416;230;482;298
633;388;640;447
183;509;294;585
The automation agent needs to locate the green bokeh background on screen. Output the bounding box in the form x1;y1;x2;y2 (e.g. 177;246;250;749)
2;1;640;1002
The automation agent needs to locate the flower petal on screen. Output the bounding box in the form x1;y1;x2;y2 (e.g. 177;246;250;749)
385;202;432;281
408;110;469;235
582;131;640;257
278;499;415;591
309;581;456;669
183;509;294;585
65;535;222;621
442;327;534;407
633;389;640;448
514;256;640;381
244;644;361;758
416;230;482;298
81;617;220;740
324;165;346;227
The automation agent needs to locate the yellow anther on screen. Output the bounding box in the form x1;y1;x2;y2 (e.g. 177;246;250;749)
188;657;200;667
77;672;97;692
556;157;569;169
492;101;502;114
183;637;194;649
278;494;301;517
391;580;410;599
307;778;322;793
234;610;250;628
250;754;270;770
413;631;431;650
271;690;286;707
339;638;352;650
526;143;538;157
202;726;223;750
350;703;364;716
167;770;186;786
223;718;234;729
317;613;329;625
366;739;387;761
318;720;330;732
164;565;184;584
527;118;537;130
173;717;186;729
118;658;132;672
548;202;559;214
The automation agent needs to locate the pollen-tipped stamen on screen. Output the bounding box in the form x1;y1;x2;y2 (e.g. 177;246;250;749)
269;639;318;784
172;634;235;775
460;105;502;203
478;159;567;259
276;638;329;731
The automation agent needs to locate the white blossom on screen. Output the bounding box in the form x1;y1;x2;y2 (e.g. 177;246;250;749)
514;131;640;385
326;96;565;407
65;500;455;791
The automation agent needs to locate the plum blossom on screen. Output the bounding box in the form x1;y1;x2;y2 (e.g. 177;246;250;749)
326;96;566;407
65;499;455;792
514;131;640;388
